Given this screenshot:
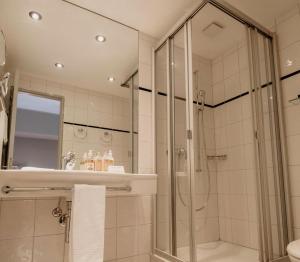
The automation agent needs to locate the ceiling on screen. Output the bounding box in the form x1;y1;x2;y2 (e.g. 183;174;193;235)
1;0;299;96
68;0;201;38
70;0;300;39
0;0;138;97
191;3;245;60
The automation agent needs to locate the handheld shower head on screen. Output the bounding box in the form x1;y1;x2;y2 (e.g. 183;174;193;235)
197;89;206;111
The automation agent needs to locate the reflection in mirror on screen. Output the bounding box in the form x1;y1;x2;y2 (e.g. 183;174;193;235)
0;0;139;172
13;91;63;169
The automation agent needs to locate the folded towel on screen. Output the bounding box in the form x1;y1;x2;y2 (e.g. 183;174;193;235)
70;184;106;262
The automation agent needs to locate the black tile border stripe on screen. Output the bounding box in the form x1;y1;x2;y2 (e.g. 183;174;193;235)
139;87;152;92
281;69;300;81
64;122;131;134
213;91;250;107
138;68;300;109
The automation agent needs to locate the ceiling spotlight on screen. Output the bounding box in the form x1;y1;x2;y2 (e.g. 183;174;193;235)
55;63;64;69
29;11;42;21
108;76;115;82
95;35;106;42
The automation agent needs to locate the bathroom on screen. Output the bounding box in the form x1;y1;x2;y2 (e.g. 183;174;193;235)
0;0;300;261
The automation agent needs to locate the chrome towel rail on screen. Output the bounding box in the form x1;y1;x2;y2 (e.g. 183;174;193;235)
1;185;132;194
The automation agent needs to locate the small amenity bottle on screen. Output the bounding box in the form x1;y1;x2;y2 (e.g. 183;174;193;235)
94;152;103;171
86;150;95;171
80;153;87;170
102;150;114;171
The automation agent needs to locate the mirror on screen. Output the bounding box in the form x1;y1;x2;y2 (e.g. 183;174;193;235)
0;0;139;172
0;31;5;66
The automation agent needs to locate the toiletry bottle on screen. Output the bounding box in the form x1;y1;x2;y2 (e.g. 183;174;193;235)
80;153;87;170
94;152;103;172
86;150;95;171
103;150;114;171
102;151;108;171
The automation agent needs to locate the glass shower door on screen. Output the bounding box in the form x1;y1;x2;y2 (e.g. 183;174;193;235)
154;25;195;262
172;26;194;262
155;42;171;254
247;27;292;261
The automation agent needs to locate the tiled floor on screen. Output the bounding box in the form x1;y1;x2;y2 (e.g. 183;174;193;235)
177;241;259;262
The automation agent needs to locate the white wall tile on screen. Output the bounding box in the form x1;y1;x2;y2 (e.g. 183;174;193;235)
276;13;300;50
33;234;64;262
0;237;33;262
0;200;35;240
223;50;239;79
106;197;117;229
34;199;65;236
104;228;117;261
117;226;139;258
212;61;223;84
117;197;138;227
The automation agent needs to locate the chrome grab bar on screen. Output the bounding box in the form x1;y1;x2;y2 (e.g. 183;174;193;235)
1;185;132;194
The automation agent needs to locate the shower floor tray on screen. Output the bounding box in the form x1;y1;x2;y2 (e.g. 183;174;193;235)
177;241;259;262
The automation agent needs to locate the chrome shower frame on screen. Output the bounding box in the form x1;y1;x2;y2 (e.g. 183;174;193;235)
152;1;293;262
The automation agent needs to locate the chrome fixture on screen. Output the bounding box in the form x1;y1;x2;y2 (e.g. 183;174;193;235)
52;197;63;218
1;185;132;194
62;151;76;170
288;94;300;105
175;147;186;158
207;154;227;160
52;198;71;243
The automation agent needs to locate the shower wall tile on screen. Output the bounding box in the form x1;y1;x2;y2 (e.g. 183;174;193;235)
276;6;300;241
212;43;257;249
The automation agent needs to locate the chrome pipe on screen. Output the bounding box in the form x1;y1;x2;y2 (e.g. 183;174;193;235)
1;185;132;194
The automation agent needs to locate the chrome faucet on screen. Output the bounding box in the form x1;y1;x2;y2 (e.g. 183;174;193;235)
62;151;76;170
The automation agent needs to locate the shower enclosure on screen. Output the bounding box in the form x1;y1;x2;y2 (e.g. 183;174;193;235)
153;1;293;262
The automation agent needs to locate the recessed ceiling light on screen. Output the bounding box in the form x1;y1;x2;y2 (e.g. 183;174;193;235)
108;76;115;82
29;11;42;21
95;35;106;42
55;63;64;69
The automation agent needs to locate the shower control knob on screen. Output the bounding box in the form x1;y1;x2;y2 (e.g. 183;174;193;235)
52;207;63;218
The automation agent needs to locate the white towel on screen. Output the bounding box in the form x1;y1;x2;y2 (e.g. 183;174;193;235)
70;184;106;262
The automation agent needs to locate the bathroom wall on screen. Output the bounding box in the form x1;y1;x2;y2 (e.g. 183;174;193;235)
275;4;300;239
0;195;152;262
18;72;132;171
212;42;259;249
138;33;156;174
0;36;156;262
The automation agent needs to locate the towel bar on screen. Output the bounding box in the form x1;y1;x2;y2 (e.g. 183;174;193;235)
1;185;132;194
